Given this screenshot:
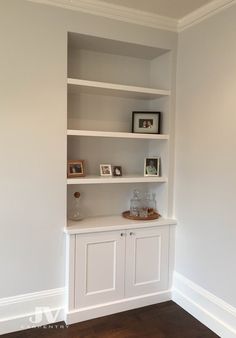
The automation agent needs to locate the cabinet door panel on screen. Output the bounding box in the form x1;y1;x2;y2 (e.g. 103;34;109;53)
86;240;116;294
75;231;125;308
125;226;169;297
135;235;161;285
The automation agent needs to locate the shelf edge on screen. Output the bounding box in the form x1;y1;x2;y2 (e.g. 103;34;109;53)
67;129;169;140
67;176;168;185
67;78;171;97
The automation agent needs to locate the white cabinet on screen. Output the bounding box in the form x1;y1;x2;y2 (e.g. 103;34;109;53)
73;225;169;309
75;230;125;307
65;32;176;324
125;227;169;297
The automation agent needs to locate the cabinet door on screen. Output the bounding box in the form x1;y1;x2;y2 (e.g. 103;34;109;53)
75;230;125;308
125;226;169;297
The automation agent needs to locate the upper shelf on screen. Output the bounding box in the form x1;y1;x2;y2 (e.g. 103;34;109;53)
67;129;169;140
67;78;171;100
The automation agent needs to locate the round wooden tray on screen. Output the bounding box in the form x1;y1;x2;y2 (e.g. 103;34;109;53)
122;211;160;221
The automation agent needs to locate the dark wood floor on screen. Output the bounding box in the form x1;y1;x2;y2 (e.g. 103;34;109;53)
3;301;219;338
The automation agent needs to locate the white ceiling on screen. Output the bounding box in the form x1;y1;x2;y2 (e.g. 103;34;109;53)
100;0;214;19
28;0;232;32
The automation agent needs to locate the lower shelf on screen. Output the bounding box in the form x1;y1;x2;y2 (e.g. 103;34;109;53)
67;175;168;185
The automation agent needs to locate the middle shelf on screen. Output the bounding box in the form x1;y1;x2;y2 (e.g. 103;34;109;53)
67;129;169;140
67;175;168;185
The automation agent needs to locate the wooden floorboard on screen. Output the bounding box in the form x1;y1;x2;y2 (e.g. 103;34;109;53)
2;301;219;338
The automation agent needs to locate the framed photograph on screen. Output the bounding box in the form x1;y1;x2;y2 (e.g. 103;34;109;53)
67;160;85;178
132;112;161;134
100;164;112;176
144;157;160;177
113;166;122;177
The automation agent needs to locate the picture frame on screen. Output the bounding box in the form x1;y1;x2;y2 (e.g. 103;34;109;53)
144;157;160;177
67;160;85;178
100;164;112;176
113;166;122;177
132;112;161;134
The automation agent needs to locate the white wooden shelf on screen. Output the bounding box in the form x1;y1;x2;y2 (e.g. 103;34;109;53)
67;129;169;140
67;175;168;185
68;78;171;99
65;215;177;234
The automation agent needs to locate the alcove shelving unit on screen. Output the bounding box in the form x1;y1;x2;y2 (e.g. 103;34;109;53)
66;33;174;218
64;32;176;325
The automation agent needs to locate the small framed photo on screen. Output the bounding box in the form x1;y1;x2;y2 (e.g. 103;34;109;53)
132;112;161;134
100;164;112;176
113;166;122;177
144;157;160;176
67;160;85;178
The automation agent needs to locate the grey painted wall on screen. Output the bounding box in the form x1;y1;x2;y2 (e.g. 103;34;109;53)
0;0;177;298
175;4;236;307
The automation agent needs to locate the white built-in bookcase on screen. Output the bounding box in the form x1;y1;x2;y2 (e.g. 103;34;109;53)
67;33;173;220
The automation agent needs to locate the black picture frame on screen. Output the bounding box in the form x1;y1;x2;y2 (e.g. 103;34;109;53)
144;157;160;177
132;111;161;134
113;166;122;177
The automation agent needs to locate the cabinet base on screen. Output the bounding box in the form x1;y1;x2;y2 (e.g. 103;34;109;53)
65;290;171;325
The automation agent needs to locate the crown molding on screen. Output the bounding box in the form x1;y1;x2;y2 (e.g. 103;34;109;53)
27;0;236;33
27;0;178;32
178;0;236;31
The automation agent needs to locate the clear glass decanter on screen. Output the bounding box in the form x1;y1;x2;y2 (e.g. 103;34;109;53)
140;192;157;217
139;192;150;218
130;190;141;217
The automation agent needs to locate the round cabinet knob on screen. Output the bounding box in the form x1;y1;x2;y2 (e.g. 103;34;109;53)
120;232;125;237
130;232;135;236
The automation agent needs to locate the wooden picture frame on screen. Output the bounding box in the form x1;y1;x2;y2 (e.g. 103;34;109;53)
67;160;85;178
132;112;161;134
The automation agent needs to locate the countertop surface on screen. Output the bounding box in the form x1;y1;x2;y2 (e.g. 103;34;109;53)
64;215;177;234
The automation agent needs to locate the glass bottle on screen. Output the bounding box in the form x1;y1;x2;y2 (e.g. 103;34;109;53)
68;192;81;221
152;193;157;213
146;192;156;216
130;190;141;217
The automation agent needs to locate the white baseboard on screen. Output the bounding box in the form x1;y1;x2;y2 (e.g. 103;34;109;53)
172;272;236;338
66;290;171;324
3;274;236;338
0;288;65;335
